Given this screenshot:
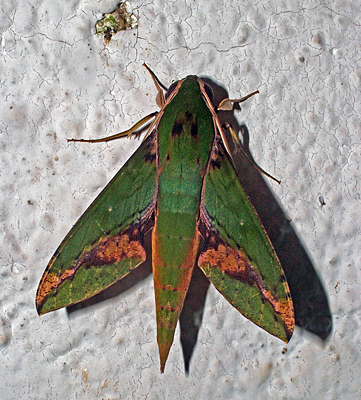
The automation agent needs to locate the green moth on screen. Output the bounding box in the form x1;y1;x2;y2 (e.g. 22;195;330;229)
36;65;294;372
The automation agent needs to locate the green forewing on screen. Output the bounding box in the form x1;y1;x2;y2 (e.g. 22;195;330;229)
36;132;157;315
199;137;294;341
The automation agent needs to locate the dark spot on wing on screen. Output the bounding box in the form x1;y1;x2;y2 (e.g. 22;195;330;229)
191;122;198;138
210;158;222;169
143;131;157;163
185;111;193;121
144;152;156;163
171;121;183;137
171;111;197;138
160;304;177;312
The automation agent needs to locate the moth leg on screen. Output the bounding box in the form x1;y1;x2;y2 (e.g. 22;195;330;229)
67;112;158;143
143;63;167;108
223;122;242;148
68;64;167;143
222;122;280;184
217;90;259;111
216;89;280;184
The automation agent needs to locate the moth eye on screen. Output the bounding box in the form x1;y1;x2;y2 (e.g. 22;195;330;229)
165;81;179;99
203;82;214;102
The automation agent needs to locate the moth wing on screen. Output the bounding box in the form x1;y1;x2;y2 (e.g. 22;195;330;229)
36;132;157;315
198;138;294;342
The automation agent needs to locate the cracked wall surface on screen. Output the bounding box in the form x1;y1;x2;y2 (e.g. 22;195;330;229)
0;0;360;398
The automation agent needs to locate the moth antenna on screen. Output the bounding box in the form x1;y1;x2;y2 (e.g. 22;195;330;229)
143;63;167;108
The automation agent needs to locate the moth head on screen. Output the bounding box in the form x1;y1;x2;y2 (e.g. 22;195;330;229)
165;79;214;103
165;80;181;100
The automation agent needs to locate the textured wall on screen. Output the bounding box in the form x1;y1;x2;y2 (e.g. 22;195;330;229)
0;0;358;398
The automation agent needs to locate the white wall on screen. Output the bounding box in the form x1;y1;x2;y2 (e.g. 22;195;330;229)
0;0;358;398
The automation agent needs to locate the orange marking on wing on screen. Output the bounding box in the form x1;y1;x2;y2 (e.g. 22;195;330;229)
198;244;250;281
36;271;64;304
92;233;146;265
37;232;146;303
199;235;294;336
275;298;295;338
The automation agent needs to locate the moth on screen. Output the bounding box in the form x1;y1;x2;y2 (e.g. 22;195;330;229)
36;65;294;372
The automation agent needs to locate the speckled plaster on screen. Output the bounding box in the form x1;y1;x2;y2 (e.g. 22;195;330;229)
0;0;360;398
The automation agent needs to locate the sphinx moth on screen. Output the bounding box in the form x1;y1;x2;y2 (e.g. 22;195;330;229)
36;65;294;372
